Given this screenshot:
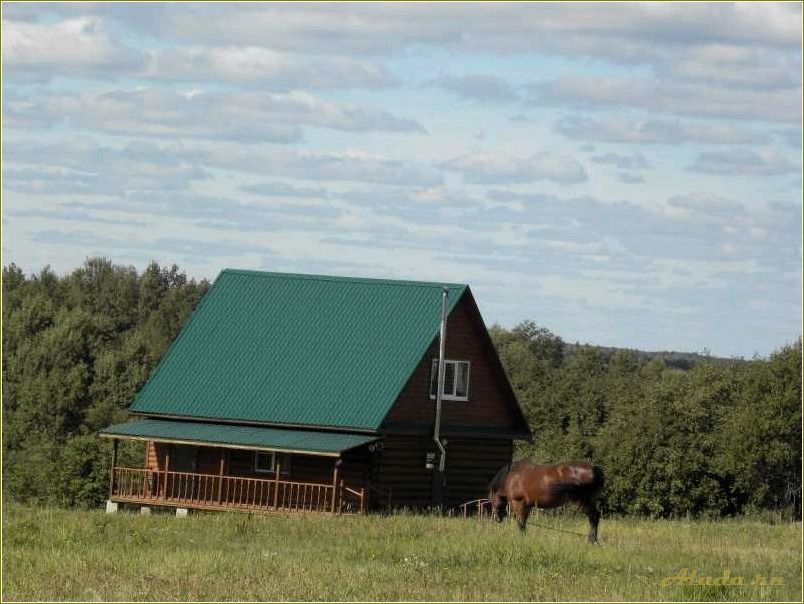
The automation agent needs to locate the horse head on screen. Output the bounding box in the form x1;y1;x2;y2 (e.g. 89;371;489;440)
489;488;508;523
488;464;511;523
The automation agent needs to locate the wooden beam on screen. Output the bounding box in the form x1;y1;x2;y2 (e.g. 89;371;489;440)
108;439;118;499
217;449;225;504
163;448;170;500
331;459;341;513
273;462;281;509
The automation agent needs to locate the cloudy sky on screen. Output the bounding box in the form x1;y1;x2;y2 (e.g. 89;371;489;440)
2;2;801;357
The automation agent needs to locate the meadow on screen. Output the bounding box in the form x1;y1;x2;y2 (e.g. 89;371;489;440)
2;504;800;602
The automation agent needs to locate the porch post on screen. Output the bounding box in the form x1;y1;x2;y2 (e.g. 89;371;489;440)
162;448;170;500
108;439;118;499
331;458;342;513
273;461;281;509
217;449;225;504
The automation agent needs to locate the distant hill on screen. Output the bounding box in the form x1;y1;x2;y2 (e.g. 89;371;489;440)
563;342;750;371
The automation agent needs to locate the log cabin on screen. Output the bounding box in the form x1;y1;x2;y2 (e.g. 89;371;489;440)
100;269;531;515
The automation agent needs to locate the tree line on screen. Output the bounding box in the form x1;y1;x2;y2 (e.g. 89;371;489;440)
491;322;801;518
2;258;801;517
2;258;209;507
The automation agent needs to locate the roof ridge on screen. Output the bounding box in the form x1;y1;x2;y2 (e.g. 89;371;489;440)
220;268;467;290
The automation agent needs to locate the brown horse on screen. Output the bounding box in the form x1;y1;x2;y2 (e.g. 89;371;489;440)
488;461;604;543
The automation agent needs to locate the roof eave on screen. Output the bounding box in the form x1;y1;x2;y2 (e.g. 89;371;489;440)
98;432;360;457
129;411;381;435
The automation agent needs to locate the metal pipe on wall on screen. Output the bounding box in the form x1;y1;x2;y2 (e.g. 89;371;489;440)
433;287;448;473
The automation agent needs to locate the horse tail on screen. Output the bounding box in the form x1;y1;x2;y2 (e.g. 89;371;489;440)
488;463;511;493
591;464;605;497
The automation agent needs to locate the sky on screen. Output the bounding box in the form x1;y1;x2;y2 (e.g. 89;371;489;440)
2;2;802;358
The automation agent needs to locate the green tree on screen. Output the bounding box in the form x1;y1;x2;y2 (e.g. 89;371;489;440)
2;258;208;508
714;340;802;513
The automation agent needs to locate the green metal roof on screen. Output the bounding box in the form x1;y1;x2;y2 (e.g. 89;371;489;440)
99;419;378;456
129;269;467;430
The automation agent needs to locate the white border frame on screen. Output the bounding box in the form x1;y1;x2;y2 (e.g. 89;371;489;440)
429;358;471;401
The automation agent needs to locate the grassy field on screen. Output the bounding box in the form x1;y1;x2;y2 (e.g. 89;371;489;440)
2;504;801;601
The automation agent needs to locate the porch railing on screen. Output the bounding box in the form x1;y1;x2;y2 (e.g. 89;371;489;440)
341;485;366;514
111;467;364;514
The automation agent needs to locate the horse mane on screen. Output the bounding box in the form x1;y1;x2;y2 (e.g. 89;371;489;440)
487;463;512;493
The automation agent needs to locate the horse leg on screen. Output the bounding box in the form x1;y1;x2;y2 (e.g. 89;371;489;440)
578;499;600;543
511;500;531;533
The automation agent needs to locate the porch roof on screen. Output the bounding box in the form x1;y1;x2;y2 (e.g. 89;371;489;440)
99;418;378;457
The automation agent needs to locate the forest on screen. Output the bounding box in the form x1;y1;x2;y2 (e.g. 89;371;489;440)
2;258;801;518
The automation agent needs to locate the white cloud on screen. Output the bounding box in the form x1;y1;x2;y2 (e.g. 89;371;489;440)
554;116;771;145
533;77;801;124
137;3;801;57
2;17;142;71
140;46;395;90
778;129;802;148
749;227;769;241
442;152;588;184
7;6;800;101
239;182;328;199
590;152;650;170
3;139;209;195
428;72;519;103
2;16;396;91
189;144;444;187
662;44;801;91
5;137;444;188
5;88;425;142
666;193;746;219
687;148;798;176
618;172;645;185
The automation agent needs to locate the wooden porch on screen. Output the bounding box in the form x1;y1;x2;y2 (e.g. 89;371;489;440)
110;466;366;514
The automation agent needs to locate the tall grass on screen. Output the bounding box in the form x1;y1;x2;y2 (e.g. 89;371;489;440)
3;504;801;601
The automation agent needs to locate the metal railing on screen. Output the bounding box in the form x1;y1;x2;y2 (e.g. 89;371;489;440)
459;498;493;519
458;498;513;520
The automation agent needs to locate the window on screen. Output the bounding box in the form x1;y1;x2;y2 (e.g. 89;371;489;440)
254;451;275;473
171;446;197;473
430;359;470;401
253;452;293;474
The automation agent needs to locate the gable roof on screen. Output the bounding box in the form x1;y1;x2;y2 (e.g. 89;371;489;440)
129;269;467;431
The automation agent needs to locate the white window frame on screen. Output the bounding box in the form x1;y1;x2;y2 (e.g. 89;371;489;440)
253;451;276;474
429;358;471;401
254;451;292;474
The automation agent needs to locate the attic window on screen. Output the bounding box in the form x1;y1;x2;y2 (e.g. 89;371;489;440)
430;359;470;401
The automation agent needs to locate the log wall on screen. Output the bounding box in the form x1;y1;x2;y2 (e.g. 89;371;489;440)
382;291;525;434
